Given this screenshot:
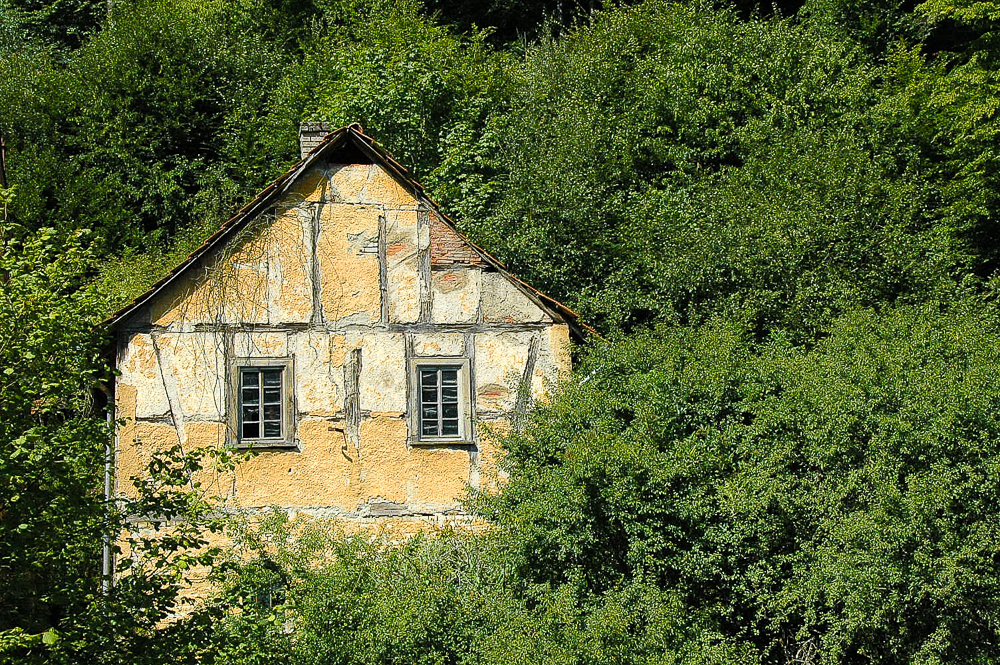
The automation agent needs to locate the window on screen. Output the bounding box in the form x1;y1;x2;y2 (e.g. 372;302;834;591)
229;358;295;447
409;357;471;444
240;368;283;439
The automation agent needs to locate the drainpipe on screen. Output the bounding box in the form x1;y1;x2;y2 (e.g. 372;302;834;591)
102;385;115;595
0;135;8;190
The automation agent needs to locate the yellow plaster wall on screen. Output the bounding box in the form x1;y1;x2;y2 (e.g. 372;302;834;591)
267;205;313;324
317;203;381;324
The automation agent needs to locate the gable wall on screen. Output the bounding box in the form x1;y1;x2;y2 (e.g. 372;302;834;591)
114;160;571;527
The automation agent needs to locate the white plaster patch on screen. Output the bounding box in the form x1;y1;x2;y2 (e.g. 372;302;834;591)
431;268;481;324
480;272;551;324
357;333;407;412
155;332;226;422
119;333;170;419
290;331;344;416
413;332;465;357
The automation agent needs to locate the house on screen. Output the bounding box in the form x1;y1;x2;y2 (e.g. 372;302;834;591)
105;123;583;530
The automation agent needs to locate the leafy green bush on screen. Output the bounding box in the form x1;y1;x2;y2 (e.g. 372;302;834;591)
0;0;294;250
0;220;109;643
208;516;700;665
476;300;1000;662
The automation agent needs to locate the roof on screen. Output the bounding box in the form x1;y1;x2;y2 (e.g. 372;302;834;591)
104;123;592;339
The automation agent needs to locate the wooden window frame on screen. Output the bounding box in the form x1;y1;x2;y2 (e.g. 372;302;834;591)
408;357;472;445
228;357;296;449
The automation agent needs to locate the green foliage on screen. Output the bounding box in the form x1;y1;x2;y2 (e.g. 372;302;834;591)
475;301;1000;662
0;0;107;50
7;0;1000;662
425;0;606;44
277;0;509;178
798;0;926;52
898;10;1000;279
438;0;982;337
208;517;723;665
0;0;294;250
46;445;240;665
0;193;240;664
0;219;108;639
210;518;500;665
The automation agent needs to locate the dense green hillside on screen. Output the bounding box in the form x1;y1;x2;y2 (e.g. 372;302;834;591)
2;0;1000;662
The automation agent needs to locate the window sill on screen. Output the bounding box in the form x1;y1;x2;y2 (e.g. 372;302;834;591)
411;438;474;447
231;440;298;451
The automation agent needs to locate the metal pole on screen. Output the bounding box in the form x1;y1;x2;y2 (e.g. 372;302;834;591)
102;390;115;595
1;136;8;190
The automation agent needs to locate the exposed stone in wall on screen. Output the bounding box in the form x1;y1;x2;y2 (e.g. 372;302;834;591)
299;122;331;159
429;213;486;267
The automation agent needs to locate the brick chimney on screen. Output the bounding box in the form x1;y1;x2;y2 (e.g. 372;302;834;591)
299;121;331;159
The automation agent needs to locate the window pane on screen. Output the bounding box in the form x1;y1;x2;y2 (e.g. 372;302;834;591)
238;365;287;442
416;364;466;440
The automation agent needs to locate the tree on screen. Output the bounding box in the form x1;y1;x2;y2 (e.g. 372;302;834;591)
0;0;294;251
475;300;1000;662
0;217;108;643
0;191;234;663
0;0;107;51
